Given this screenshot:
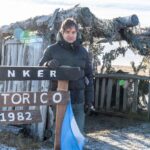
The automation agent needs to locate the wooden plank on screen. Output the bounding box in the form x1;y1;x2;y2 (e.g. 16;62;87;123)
100;78;106;109
96;73;150;81
27;46;35;112
4;40;42;45
106;79;113;110
94;78;99;109
0;125;23;135
132;80;138;112
1;42;5;65
117;15;139;27
115;81;120;110
31;43;45;141
0;91;69;107
54;80;69;150
0;66;83;81
5;44;12;111
148;82;150;120
10;44;18;111
16;44;24;111
57;81;68;91
36;80;49;141
1;41;47;141
48;8;60;29
0;109;42;125
123;88;127;111
29;42;42;140
0;42;5;110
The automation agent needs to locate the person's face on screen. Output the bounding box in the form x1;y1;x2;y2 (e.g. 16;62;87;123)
62;27;77;43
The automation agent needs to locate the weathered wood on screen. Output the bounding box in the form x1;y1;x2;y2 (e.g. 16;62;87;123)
0;91;69;107
36;80;49;141
115;81;120;110
54;80;69;150
33;43;48;140
121;29;150;55
148;82;150;120
0;66;83;80
0;125;23;135
123;87;128;111
0;7;139;40
16;44;24;108
0;40;51;141
132;80;138;112
95;78;99;109
5;44;13;111
115;15;139;27
48;8;60;29
100;78;106;109
57;81;68;91
96;73;150;80
29;44;39;110
10;43;19;111
0;110;42;124
106;79;113;110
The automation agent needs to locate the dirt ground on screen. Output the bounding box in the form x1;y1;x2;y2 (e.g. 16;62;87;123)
84;114;150;150
0;114;150;150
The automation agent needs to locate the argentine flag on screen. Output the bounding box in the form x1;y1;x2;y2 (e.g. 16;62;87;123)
61;101;85;150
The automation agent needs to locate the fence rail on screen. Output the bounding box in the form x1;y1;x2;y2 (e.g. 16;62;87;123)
94;73;150;120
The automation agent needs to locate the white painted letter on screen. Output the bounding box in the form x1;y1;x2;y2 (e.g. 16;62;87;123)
33;93;37;104
23;93;30;104
23;70;30;77
11;93;22;105
8;70;15;77
40;93;48;104
38;70;44;77
1;93;10;105
50;70;56;77
53;92;62;103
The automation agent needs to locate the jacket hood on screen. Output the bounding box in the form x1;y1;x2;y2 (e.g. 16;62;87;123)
56;32;82;51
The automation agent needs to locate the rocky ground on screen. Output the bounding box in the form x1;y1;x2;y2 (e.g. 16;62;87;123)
0;114;150;150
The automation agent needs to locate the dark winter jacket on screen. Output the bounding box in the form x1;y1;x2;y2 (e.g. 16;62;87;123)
39;32;94;104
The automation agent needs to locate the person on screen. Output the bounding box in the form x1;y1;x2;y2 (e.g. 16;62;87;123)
39;18;94;133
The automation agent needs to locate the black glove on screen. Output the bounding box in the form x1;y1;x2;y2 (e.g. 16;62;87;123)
46;59;59;69
84;104;97;116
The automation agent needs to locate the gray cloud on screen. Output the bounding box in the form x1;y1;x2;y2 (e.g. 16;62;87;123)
97;3;150;12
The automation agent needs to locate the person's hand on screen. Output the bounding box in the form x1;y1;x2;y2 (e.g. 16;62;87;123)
46;59;59;69
84;104;97;115
89;105;96;112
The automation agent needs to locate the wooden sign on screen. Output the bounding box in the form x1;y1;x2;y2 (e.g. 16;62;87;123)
0;91;69;107
0;110;42;124
0;66;75;147
0;66;83;80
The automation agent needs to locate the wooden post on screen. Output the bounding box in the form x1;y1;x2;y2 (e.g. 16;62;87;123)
148;82;150;120
106;79;113;110
115;80;120;110
100;78;106;109
132;80;138;112
95;78;99;109
123;87;127;111
54;80;69;150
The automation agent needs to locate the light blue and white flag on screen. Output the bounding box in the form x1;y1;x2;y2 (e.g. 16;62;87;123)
61;101;85;150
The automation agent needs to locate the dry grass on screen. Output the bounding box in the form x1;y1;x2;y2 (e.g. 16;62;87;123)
0;131;50;150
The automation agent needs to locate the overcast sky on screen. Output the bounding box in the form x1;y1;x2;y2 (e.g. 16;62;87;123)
0;0;150;27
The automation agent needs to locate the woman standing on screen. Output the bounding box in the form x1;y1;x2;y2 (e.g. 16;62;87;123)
39;18;94;133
